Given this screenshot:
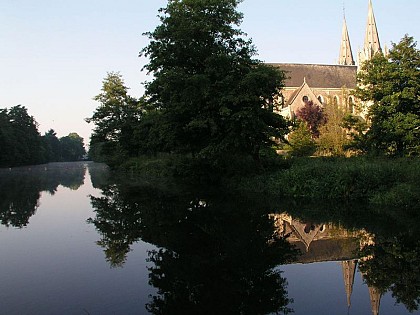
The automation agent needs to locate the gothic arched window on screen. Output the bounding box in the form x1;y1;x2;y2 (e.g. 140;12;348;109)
317;95;324;104
348;96;355;113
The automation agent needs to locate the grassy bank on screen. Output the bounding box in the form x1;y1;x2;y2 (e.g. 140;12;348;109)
115;155;420;208
231;157;420;208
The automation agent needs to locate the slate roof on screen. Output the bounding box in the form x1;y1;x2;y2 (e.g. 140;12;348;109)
268;63;358;89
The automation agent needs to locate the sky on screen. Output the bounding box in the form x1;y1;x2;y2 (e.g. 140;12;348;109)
1;0;419;145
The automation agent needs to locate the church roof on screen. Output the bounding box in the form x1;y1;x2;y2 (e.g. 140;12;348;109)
268;63;357;89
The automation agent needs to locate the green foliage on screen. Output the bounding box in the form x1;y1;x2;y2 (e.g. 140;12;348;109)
231;157;420;206
41;130;86;162
42;129;61;162
59;132;86;161
285;121;316;157
86;72;143;164
0;105;43;167
341;113;369;153
355;35;420;156
140;0;289;168
0;106;86;167
316;103;350;156
0;108;15;166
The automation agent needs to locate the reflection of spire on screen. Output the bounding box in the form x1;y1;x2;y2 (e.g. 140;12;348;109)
342;260;357;308
368;285;382;315
339;16;355;65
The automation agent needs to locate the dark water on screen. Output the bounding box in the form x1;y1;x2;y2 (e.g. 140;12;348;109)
0;162;419;315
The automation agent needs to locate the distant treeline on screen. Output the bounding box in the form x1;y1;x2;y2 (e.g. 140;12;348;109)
0;105;86;167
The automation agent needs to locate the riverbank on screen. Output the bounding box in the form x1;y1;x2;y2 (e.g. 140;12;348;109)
116;155;420;209
229;157;420;208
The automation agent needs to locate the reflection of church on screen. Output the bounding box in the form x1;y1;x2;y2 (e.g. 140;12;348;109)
270;213;381;315
271;0;382;119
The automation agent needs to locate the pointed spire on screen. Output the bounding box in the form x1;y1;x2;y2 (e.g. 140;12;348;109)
339;16;355;65
342;260;357;308
360;0;381;63
368;285;382;315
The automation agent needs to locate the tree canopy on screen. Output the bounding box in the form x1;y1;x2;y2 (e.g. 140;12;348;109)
86;72;142;163
355;35;420;156
0;105;86;167
140;0;289;165
0;105;42;166
60;132;86;161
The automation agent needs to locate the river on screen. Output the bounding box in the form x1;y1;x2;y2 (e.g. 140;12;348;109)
0;162;418;315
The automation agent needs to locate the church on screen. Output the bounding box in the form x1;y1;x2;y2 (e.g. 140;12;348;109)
271;0;382;119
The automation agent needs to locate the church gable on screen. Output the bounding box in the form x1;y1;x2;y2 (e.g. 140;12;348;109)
286;81;322;115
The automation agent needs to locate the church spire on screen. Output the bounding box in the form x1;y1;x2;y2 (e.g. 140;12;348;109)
339;16;355;65
359;0;381;64
364;0;381;54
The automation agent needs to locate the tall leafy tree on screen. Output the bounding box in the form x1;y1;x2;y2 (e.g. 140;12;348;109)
317;103;350;156
140;0;288;165
42;129;61;162
355;35;420;156
59;132;86;161
86;72;142;163
0;108;15;166
285;121;316;157
0;105;43;166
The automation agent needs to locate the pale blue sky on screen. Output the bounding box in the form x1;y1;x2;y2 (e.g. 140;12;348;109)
1;0;419;144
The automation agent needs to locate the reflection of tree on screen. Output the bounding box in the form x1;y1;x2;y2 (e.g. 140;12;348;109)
87;185;143;267
0;176;40;227
358;233;420;312
88;184;298;314
88;163;110;189
0;162;88;228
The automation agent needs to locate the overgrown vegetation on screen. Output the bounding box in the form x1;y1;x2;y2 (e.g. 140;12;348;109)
230;157;420;206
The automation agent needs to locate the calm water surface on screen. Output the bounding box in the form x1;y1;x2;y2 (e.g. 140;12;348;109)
0;162;418;315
